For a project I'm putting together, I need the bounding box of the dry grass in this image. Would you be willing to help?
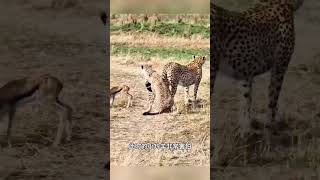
[111,14,210,26]
[111,32,209,50]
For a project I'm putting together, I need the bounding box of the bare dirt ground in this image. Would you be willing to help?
[0,0,107,179]
[213,0,320,179]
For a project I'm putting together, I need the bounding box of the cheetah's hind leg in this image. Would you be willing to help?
[238,79,253,138]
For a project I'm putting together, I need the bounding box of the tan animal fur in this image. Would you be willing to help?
[0,74,72,147]
[110,85,133,108]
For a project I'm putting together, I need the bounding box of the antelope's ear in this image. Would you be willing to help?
[141,65,144,69]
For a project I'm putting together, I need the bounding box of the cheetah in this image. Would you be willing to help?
[162,55,206,109]
[110,85,133,108]
[211,0,304,137]
[0,74,72,147]
[140,65,174,115]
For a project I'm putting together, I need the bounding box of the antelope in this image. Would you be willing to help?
[0,74,72,147]
[110,85,133,108]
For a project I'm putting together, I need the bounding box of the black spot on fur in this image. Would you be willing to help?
[145,81,152,92]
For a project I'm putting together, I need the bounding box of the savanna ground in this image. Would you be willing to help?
[212,0,320,179]
[110,14,210,166]
[0,0,107,179]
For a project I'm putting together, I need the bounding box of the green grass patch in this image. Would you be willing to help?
[111,44,210,61]
[110,22,210,39]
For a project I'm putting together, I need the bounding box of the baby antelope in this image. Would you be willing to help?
[0,74,72,147]
[110,85,133,108]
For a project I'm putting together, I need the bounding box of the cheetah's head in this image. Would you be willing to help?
[193,55,206,66]
[140,64,155,82]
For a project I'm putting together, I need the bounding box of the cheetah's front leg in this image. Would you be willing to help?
[184,87,190,105]
[169,81,178,111]
[143,91,155,115]
[268,66,287,123]
[265,64,288,146]
[191,82,200,110]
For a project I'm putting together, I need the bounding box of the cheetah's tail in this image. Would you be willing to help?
[143,107,172,115]
[142,111,161,116]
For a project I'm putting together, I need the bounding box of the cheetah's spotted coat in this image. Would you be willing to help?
[211,0,304,136]
[141,65,174,115]
[162,56,206,109]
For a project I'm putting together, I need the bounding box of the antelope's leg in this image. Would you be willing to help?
[110,95,115,108]
[7,106,16,148]
[52,103,65,147]
[64,105,73,142]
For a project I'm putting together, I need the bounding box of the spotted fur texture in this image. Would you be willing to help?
[162,56,206,108]
[211,0,304,135]
[141,65,173,115]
